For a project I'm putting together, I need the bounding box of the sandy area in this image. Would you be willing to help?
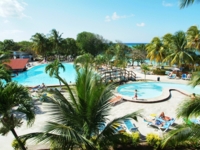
[0,64,196,150]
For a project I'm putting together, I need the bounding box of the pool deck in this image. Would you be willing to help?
[0,64,199,150]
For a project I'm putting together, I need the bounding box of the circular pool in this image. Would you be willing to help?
[117,82,200,99]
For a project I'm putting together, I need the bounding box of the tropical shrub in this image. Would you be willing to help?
[152,69,166,75]
[111,132,140,148]
[146,133,162,150]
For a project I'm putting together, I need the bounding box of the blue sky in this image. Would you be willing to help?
[0,0,199,43]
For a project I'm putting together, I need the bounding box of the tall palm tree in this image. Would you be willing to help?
[163,31,194,67]
[45,59,65,87]
[179,0,197,8]
[114,43,131,68]
[49,29,64,60]
[0,81,35,150]
[94,54,106,69]
[186,25,200,50]
[146,37,164,64]
[161,33,174,66]
[74,53,94,70]
[21,65,142,150]
[31,33,49,60]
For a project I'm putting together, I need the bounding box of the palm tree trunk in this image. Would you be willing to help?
[10,128,26,150]
[59,79,62,88]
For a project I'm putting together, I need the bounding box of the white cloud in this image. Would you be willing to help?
[0,0,26,18]
[105,12,134,22]
[136,23,145,27]
[105,16,111,22]
[3,20,9,23]
[162,1,173,7]
[112,12,120,20]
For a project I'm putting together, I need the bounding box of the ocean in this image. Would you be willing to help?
[124,43,148,47]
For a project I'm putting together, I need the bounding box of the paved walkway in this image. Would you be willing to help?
[0,65,198,150]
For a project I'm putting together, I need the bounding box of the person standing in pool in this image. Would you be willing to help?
[133,89,138,100]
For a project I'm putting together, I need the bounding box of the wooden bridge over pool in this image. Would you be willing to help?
[98,68,137,84]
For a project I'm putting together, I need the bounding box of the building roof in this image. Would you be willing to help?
[5,59,29,70]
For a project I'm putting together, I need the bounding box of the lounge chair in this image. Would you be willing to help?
[186,74,192,80]
[168,74,176,79]
[115,124,127,133]
[181,74,187,80]
[123,119,138,132]
[146,117,175,132]
[109,95,123,105]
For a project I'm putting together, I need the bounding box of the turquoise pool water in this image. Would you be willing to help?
[117,82,200,99]
[12,63,76,86]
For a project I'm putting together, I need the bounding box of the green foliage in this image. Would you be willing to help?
[111,132,140,148]
[146,133,162,150]
[152,69,166,75]
[12,139,26,150]
[76,31,108,56]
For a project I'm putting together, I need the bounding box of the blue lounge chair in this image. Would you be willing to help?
[124,119,138,132]
[181,74,187,80]
[146,117,175,132]
[98,123,106,133]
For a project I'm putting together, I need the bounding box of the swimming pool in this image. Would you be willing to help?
[117,82,200,99]
[12,63,76,86]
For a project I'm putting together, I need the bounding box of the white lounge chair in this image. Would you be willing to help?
[168,74,176,79]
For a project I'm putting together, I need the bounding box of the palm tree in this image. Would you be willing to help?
[179,0,197,8]
[0,52,12,82]
[74,53,94,70]
[186,25,200,50]
[94,54,106,69]
[146,37,164,65]
[45,59,65,87]
[31,33,49,60]
[161,33,174,66]
[141,64,150,80]
[21,65,142,150]
[188,71,200,87]
[114,42,131,68]
[0,81,35,150]
[163,31,194,67]
[49,29,64,60]
[0,66,11,82]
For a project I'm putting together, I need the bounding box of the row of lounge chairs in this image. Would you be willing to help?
[181,73,192,80]
[166,72,192,80]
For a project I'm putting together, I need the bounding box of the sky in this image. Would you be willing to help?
[0,0,200,43]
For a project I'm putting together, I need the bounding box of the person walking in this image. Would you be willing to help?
[133,89,138,100]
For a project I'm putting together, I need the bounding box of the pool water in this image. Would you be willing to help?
[117,82,200,99]
[12,63,76,86]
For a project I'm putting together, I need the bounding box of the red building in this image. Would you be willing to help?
[4,59,29,72]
